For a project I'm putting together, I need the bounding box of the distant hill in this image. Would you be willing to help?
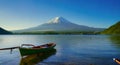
[0,27,12,34]
[14,17,105,33]
[101,21,120,34]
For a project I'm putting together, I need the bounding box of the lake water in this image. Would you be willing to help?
[0,35,120,65]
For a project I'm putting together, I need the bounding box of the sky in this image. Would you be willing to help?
[0,0,120,30]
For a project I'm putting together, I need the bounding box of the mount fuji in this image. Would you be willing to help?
[14,17,104,33]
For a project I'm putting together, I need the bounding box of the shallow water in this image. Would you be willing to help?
[0,35,120,65]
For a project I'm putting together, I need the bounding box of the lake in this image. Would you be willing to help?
[0,35,120,65]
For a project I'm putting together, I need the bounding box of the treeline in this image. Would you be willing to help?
[0,27,12,34]
[101,21,120,34]
[15,31,100,35]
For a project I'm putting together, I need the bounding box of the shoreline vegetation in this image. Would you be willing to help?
[0,27,12,34]
[1,31,120,35]
[0,21,120,35]
[101,21,120,35]
[13,31,100,35]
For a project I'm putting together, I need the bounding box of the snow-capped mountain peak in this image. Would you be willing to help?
[48,17,70,24]
[14,17,105,32]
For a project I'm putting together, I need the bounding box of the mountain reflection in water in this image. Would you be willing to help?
[19,49,56,65]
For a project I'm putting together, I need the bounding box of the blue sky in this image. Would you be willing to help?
[0,0,120,30]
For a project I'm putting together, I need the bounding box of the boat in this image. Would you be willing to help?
[19,43,56,56]
[113,58,120,64]
[20,49,56,65]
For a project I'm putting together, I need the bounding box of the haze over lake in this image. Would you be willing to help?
[0,35,120,65]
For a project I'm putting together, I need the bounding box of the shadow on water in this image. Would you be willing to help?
[110,35,120,48]
[19,49,56,65]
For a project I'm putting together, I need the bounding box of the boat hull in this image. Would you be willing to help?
[19,44,56,56]
[20,49,56,65]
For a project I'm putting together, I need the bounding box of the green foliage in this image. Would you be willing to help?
[15,31,99,35]
[0,27,12,34]
[101,21,120,34]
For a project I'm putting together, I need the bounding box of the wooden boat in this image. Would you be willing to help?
[113,58,120,64]
[20,49,56,65]
[19,43,56,56]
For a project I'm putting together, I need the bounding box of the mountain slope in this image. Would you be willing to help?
[0,27,12,34]
[101,21,120,34]
[14,17,104,33]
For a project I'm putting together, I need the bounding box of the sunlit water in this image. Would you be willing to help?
[0,35,120,65]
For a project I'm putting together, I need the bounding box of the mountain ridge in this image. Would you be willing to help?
[101,21,120,34]
[13,17,105,33]
[47,17,71,24]
[0,27,12,34]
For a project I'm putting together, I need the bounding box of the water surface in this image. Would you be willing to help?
[0,35,120,65]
